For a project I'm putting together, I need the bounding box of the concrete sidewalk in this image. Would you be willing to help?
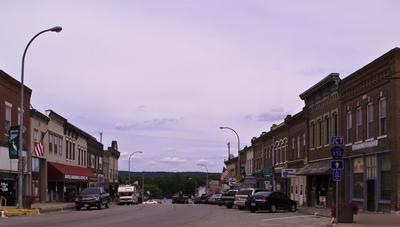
[1,202,76,217]
[297,205,400,226]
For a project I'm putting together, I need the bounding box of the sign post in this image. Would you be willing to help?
[331,136,343,225]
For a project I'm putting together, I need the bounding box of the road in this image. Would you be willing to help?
[0,204,331,227]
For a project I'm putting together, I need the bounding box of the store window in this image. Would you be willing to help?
[353,157,364,199]
[365,155,376,178]
[381,153,391,200]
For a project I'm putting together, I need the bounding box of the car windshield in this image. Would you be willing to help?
[236,190,253,195]
[81,188,100,194]
[120,192,132,196]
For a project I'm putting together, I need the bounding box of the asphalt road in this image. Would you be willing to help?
[0,203,332,227]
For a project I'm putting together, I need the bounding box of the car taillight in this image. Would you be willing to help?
[262,197,268,201]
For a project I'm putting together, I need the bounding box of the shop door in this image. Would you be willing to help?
[0,180,16,206]
[367,179,375,211]
[299,184,303,205]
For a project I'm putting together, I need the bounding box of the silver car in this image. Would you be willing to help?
[234,188,268,210]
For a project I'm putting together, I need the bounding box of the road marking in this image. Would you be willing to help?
[261,215,316,221]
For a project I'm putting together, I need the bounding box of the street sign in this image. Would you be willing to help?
[235,174,243,182]
[331,160,344,170]
[331,136,343,145]
[330,146,344,160]
[281,169,296,178]
[333,170,341,181]
[228,177,238,186]
[262,169,273,176]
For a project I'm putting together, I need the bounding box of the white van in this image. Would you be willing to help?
[117,185,138,205]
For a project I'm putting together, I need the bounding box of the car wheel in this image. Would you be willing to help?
[250,208,256,213]
[106,201,109,208]
[98,202,102,210]
[86,207,90,210]
[238,206,244,210]
[289,204,296,212]
[226,205,233,209]
[76,207,81,210]
[269,204,276,213]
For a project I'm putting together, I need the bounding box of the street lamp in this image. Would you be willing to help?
[220,127,240,176]
[18,26,62,207]
[189,178,197,196]
[128,151,142,185]
[197,164,208,193]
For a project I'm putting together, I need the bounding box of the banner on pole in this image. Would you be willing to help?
[8,126,19,159]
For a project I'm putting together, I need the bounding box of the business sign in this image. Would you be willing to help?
[331,160,344,170]
[281,169,296,178]
[228,177,238,186]
[243,177,256,185]
[8,126,19,159]
[262,169,273,177]
[333,170,341,181]
[352,140,378,151]
[330,146,344,160]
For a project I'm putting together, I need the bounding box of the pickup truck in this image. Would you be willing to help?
[75,187,110,210]
[219,190,238,208]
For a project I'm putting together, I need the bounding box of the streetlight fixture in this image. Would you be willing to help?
[128,151,142,185]
[220,127,240,176]
[18,26,62,207]
[189,177,197,196]
[197,164,208,193]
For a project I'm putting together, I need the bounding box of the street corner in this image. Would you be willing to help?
[1,208,40,217]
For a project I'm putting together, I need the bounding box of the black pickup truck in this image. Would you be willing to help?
[75,187,110,210]
[219,190,238,208]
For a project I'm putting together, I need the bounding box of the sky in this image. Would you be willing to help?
[1,0,400,173]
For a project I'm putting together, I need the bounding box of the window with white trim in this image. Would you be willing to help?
[379,98,386,136]
[367,103,373,139]
[347,111,352,143]
[5,104,11,134]
[356,107,362,141]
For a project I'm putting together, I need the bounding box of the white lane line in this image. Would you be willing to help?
[261,215,315,221]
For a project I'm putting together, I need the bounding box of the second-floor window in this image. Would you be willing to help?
[311,123,315,148]
[34,129,38,147]
[367,103,373,138]
[379,98,386,136]
[59,137,62,155]
[49,134,53,153]
[325,116,330,145]
[91,154,95,168]
[54,135,58,154]
[297,136,300,158]
[318,120,322,147]
[347,111,352,143]
[292,137,295,160]
[333,113,338,136]
[303,133,306,157]
[356,107,362,141]
[5,105,11,134]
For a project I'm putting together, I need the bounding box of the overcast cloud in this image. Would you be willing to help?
[1,0,400,173]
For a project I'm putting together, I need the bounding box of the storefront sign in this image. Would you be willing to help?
[281,169,296,178]
[243,177,256,185]
[64,174,88,181]
[352,140,378,151]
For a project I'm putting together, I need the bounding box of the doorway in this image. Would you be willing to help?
[366,179,375,211]
[299,184,303,205]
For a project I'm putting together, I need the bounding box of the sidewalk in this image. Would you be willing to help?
[297,205,400,226]
[1,202,76,217]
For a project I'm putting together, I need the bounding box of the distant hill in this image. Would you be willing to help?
[118,171,220,178]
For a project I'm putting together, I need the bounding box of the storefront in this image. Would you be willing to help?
[47,162,97,202]
[344,151,391,213]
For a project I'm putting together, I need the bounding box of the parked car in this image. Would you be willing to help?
[245,191,296,213]
[208,194,222,205]
[172,191,189,204]
[220,190,238,208]
[75,187,110,210]
[200,192,214,204]
[143,199,158,204]
[153,199,163,204]
[234,188,268,210]
[193,196,202,204]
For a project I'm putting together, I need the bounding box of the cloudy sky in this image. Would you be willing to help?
[1,1,400,173]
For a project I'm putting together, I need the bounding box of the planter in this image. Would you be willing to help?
[337,206,354,223]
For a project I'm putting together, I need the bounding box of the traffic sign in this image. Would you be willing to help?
[333,170,341,181]
[330,146,344,160]
[331,160,344,170]
[331,136,343,145]
[235,174,243,182]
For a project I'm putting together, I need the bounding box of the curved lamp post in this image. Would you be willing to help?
[197,164,208,193]
[220,127,240,176]
[18,26,62,207]
[189,177,197,196]
[128,151,142,185]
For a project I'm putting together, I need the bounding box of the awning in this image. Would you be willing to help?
[48,162,98,182]
[296,160,333,176]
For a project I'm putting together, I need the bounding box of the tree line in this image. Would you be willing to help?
[118,172,221,199]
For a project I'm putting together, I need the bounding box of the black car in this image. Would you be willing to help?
[75,187,110,210]
[244,191,296,213]
[200,192,214,204]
